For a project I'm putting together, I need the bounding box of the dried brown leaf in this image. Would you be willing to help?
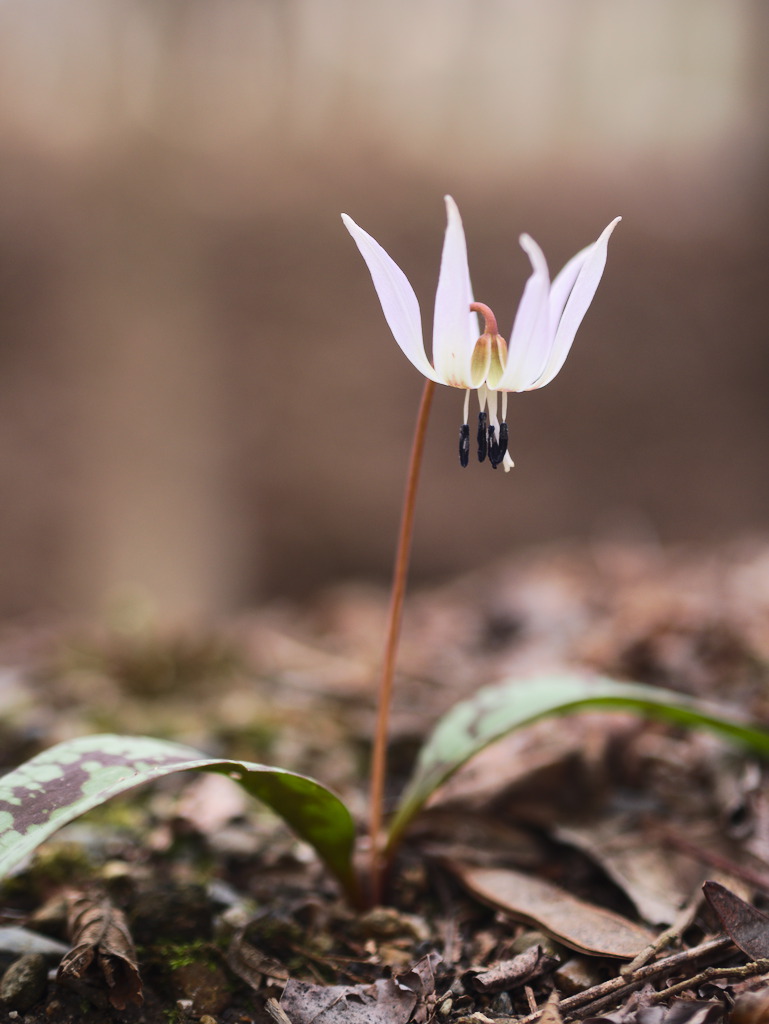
[556,817,702,926]
[703,880,769,959]
[453,864,654,959]
[56,891,142,1010]
[226,929,289,990]
[585,991,724,1024]
[467,945,560,994]
[648,1000,724,1024]
[280,976,416,1024]
[397,952,442,1024]
[731,987,769,1024]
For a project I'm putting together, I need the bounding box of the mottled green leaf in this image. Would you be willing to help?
[387,674,769,851]
[0,734,358,901]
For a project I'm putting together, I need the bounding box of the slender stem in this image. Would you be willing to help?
[368,378,436,904]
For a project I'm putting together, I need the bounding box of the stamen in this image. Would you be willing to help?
[488,423,499,469]
[459,423,470,467]
[498,422,509,460]
[477,411,488,462]
[489,422,509,469]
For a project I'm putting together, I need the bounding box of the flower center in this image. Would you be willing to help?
[458,303,510,469]
[470,302,507,389]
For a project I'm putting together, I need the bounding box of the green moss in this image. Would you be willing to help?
[157,938,215,970]
[169,949,197,969]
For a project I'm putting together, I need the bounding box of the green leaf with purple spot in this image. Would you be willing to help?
[386,674,769,852]
[0,734,358,901]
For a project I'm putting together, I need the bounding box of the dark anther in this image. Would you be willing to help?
[459,423,470,467]
[489,421,509,469]
[488,424,499,469]
[498,422,509,459]
[477,411,488,462]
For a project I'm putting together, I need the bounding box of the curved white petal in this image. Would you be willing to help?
[342,213,441,382]
[432,196,480,388]
[548,247,590,331]
[529,216,621,389]
[495,233,551,391]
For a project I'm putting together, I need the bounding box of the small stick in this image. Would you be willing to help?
[513,936,734,1024]
[647,959,769,1003]
[622,893,702,974]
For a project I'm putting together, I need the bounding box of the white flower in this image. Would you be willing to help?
[342,196,620,471]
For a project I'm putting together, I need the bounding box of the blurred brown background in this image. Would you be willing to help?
[0,0,767,621]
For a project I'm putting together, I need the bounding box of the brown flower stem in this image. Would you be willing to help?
[368,378,436,905]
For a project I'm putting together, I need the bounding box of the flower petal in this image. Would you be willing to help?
[432,196,480,388]
[495,233,551,391]
[342,213,441,382]
[529,216,621,389]
[547,247,590,331]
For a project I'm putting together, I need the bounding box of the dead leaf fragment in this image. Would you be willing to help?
[466,945,560,993]
[453,864,654,959]
[556,817,699,926]
[703,880,769,959]
[57,891,142,1009]
[584,997,724,1024]
[226,929,289,990]
[732,988,769,1024]
[653,999,725,1024]
[395,952,442,1024]
[280,976,416,1024]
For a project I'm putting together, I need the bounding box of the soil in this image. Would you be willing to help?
[1,539,769,1024]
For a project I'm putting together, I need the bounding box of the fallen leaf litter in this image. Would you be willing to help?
[0,542,769,1021]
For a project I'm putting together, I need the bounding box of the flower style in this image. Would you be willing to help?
[342,197,620,471]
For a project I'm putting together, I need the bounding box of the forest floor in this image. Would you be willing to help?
[2,538,769,1024]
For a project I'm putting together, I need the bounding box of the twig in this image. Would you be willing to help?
[514,937,734,1024]
[622,893,702,974]
[648,958,769,1002]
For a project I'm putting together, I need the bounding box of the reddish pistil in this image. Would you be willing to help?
[470,301,499,337]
